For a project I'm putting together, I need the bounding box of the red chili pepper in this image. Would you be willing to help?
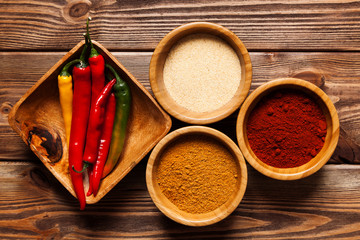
[68,37,91,210]
[84,79,115,197]
[83,17,106,196]
[86,17,106,109]
[83,79,116,167]
[86,169,94,197]
[91,92,116,196]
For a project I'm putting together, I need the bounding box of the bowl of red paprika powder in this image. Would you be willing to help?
[236,78,339,180]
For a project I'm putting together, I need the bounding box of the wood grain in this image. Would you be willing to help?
[1,1,359,238]
[0,161,360,239]
[0,0,359,51]
[1,51,359,162]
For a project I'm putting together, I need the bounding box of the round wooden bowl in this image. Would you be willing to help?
[149,22,252,124]
[236,78,340,180]
[146,126,248,226]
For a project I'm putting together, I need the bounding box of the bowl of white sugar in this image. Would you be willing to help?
[149,22,252,124]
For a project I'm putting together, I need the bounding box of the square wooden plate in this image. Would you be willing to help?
[8,40,172,204]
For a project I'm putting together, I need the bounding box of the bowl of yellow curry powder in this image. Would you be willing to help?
[146,126,248,226]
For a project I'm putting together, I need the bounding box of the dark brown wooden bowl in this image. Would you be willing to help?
[8,40,172,204]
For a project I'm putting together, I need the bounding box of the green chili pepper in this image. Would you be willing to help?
[102,64,131,178]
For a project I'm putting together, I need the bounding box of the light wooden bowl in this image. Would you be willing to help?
[236,78,339,180]
[8,40,172,204]
[146,126,248,226]
[149,22,252,124]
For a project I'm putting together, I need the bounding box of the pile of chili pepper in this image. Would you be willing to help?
[58,17,131,210]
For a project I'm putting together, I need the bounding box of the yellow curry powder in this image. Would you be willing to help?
[156,135,239,214]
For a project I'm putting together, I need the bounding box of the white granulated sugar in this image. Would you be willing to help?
[163,33,241,113]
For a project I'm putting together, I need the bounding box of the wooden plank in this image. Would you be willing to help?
[1,51,359,162]
[0,161,359,238]
[0,0,359,51]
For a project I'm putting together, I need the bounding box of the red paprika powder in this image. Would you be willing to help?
[246,89,327,168]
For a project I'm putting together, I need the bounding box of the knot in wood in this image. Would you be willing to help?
[0,101,12,118]
[27,126,63,164]
[63,0,91,23]
[69,2,90,18]
[292,69,326,88]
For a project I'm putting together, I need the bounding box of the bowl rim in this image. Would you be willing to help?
[146,125,248,226]
[236,77,340,180]
[149,21,252,124]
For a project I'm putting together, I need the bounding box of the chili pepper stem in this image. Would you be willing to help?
[72,162,90,174]
[60,59,81,77]
[77,33,89,67]
[86,17,99,58]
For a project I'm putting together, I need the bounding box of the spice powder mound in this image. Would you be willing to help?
[156,135,239,214]
[163,33,241,113]
[246,89,327,168]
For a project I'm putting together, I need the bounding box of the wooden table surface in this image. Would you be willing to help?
[1,0,360,239]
